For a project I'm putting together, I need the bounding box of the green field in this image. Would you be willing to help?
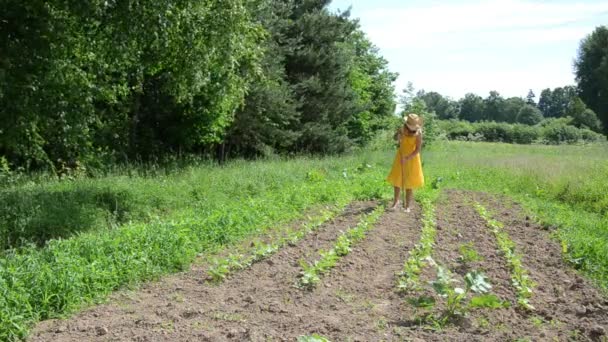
[1,141,608,339]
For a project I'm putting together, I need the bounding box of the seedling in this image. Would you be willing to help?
[298,335,331,342]
[430,265,494,323]
[458,242,483,264]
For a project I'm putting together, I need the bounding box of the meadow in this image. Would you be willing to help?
[2,141,608,340]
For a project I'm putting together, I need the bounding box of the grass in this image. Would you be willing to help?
[0,152,390,340]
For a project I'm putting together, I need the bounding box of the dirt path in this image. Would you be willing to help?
[29,191,608,341]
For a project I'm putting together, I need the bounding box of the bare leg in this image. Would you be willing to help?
[390,186,401,209]
[404,189,413,212]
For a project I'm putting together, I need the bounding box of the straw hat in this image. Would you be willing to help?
[404,113,423,132]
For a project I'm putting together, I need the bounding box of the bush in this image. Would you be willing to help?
[474,122,514,143]
[438,120,474,140]
[436,119,606,145]
[542,122,582,144]
[512,124,540,144]
[517,105,544,125]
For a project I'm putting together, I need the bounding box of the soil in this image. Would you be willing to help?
[29,191,608,342]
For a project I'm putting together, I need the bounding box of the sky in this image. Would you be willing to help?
[329,0,608,100]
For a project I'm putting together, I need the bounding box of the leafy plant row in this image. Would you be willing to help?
[206,204,347,283]
[475,203,536,310]
[397,198,437,293]
[298,206,385,289]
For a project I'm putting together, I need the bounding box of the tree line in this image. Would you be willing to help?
[0,0,397,172]
[413,25,608,137]
[414,86,602,133]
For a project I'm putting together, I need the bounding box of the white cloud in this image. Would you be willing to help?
[338,0,608,98]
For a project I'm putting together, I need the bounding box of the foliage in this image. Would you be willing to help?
[417,91,459,120]
[458,242,484,264]
[430,265,493,322]
[459,93,485,122]
[566,98,603,132]
[0,0,263,169]
[298,334,332,342]
[0,0,398,169]
[517,105,543,126]
[537,86,577,118]
[436,119,605,145]
[400,85,440,147]
[575,26,608,133]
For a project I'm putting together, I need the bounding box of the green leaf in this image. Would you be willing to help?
[407,296,436,309]
[465,271,492,294]
[469,294,509,309]
[298,334,332,342]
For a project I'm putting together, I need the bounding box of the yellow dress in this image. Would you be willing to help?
[386,133,424,189]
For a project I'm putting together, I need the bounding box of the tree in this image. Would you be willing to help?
[223,0,300,159]
[400,88,438,147]
[483,91,506,122]
[575,26,608,133]
[0,0,263,169]
[345,30,398,146]
[503,97,527,123]
[417,91,459,120]
[284,3,362,153]
[517,105,543,125]
[537,88,552,117]
[566,97,603,132]
[459,93,485,122]
[537,86,577,118]
[526,90,536,106]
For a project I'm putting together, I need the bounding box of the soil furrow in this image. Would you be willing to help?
[30,201,378,341]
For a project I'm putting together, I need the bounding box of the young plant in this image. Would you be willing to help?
[299,260,321,289]
[458,242,484,264]
[298,334,331,342]
[430,265,493,323]
[397,198,437,293]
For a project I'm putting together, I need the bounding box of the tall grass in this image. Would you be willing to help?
[0,152,390,340]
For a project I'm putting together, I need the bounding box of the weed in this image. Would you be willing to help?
[476,316,490,329]
[530,316,545,328]
[458,242,484,264]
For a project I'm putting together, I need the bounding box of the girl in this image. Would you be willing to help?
[386,113,425,212]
